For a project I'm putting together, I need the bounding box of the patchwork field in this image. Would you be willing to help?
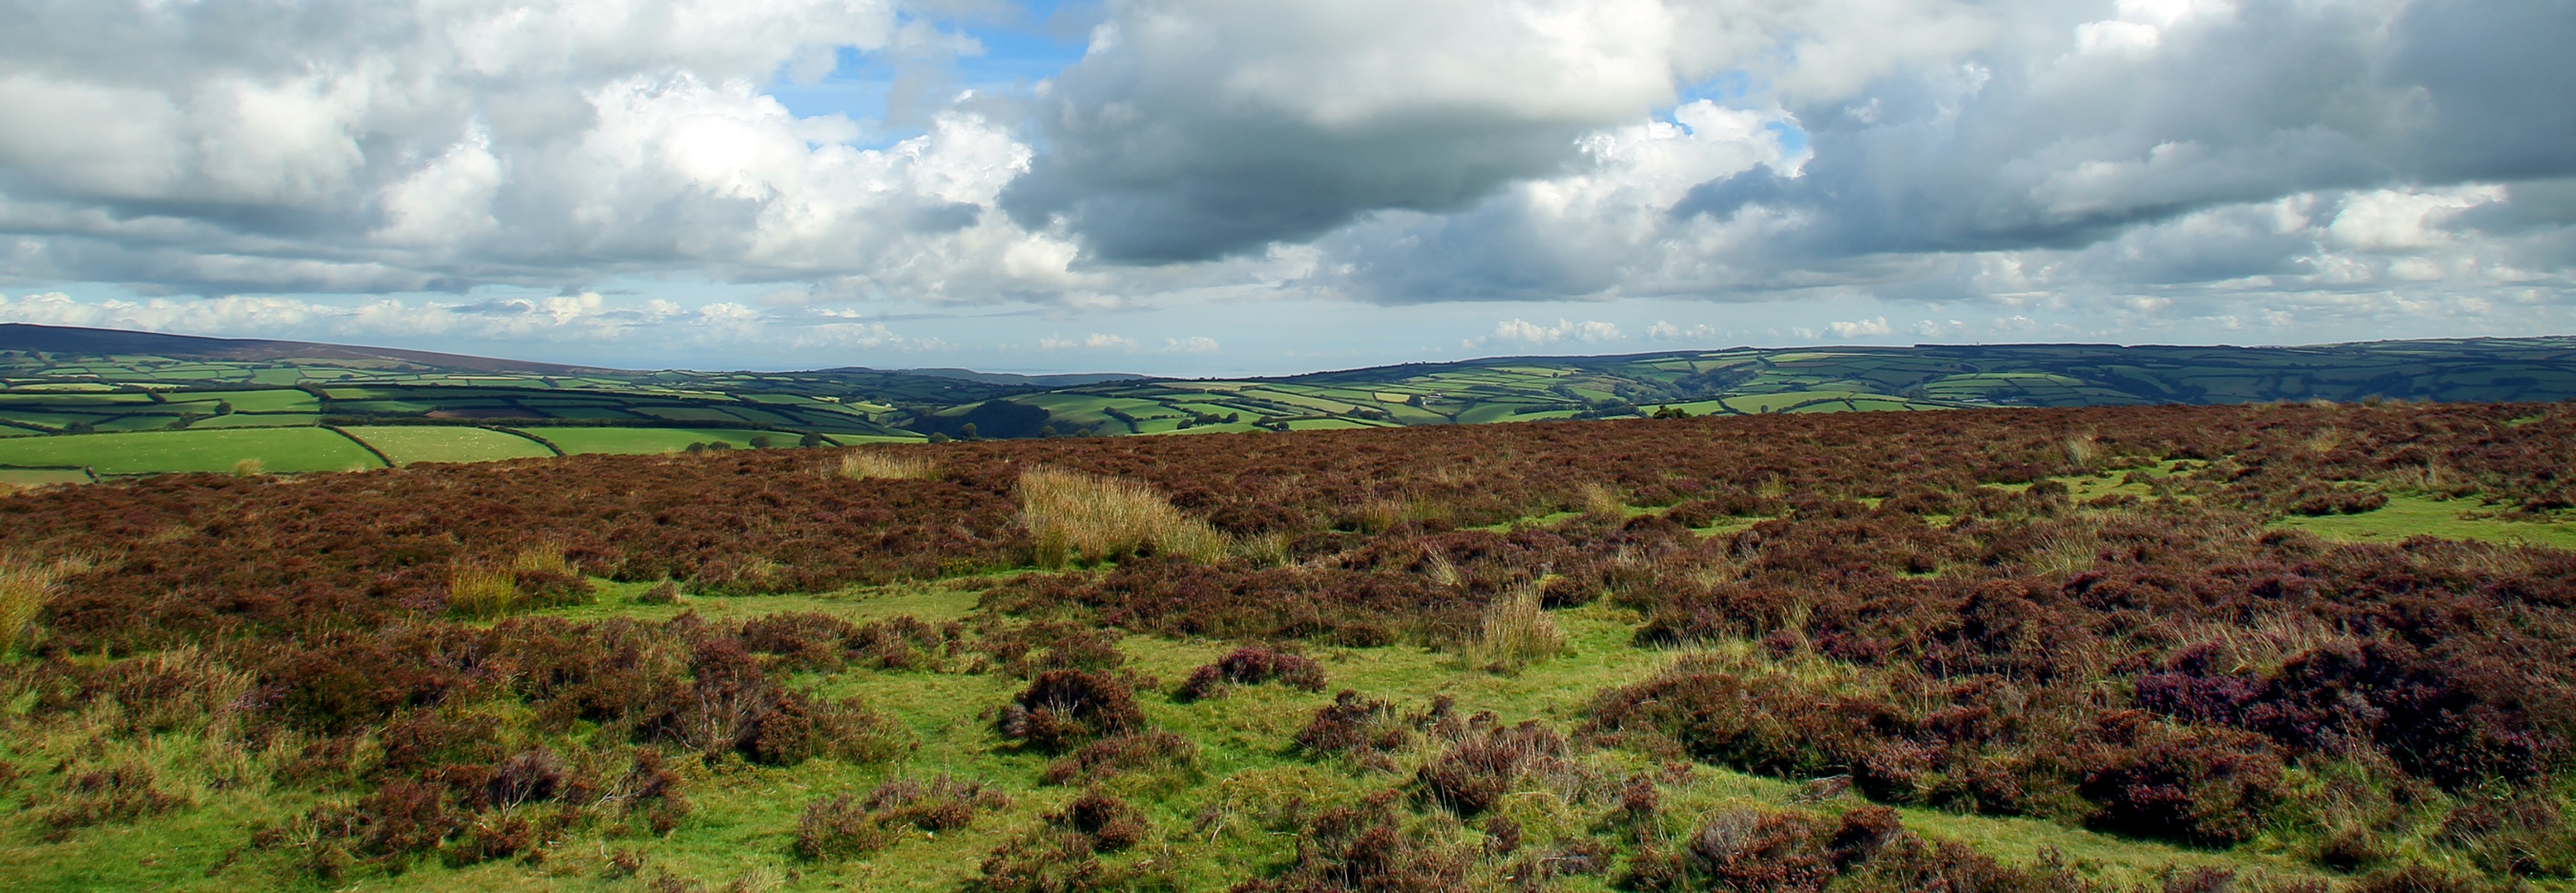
[337,426,558,467]
[2,401,2571,891]
[0,426,384,474]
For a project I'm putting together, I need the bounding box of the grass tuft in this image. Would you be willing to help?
[1461,584,1565,674]
[0,553,56,654]
[230,457,264,478]
[446,565,521,619]
[840,450,939,481]
[1018,467,1229,568]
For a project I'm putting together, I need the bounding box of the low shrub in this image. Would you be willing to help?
[1176,646,1326,700]
[1042,730,1199,785]
[998,670,1146,753]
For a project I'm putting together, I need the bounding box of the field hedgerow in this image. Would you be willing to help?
[1017,466,1228,567]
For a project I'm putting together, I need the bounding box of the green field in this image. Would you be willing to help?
[0,427,384,475]
[339,426,557,466]
[535,426,849,455]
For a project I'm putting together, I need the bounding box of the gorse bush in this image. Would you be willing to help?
[839,449,938,481]
[1018,466,1229,567]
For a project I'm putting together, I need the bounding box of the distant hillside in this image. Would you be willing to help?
[0,322,617,375]
[909,337,2576,438]
[7,322,2576,476]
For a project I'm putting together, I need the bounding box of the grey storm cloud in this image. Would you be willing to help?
[1001,0,1689,263]
[1670,0,2576,258]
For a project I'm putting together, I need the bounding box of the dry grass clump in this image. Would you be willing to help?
[231,458,265,478]
[1462,585,1564,675]
[1018,467,1228,568]
[448,542,588,618]
[0,553,58,654]
[1580,483,1627,517]
[2064,433,2099,469]
[839,450,939,481]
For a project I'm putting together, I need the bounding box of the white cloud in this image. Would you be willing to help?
[1827,316,1893,338]
[1161,336,1219,354]
[1039,332,1137,351]
[1485,317,1625,346]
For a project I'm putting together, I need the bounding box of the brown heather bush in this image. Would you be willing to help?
[1019,466,1229,567]
[1176,645,1327,700]
[1042,730,1200,786]
[840,449,938,481]
[997,669,1147,753]
[795,775,1011,862]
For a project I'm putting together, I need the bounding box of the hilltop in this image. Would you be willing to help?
[2,322,2574,478]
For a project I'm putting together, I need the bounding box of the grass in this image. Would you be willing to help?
[2274,493,2576,550]
[0,427,384,475]
[839,449,938,480]
[0,576,2405,892]
[530,426,806,455]
[0,553,53,654]
[1459,584,1567,674]
[339,426,555,466]
[1017,466,1231,568]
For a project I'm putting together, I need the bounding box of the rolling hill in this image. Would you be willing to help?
[3,322,2574,476]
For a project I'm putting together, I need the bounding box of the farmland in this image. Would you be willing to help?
[2,400,2573,891]
[6,322,2576,477]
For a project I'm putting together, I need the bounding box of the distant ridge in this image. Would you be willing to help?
[829,366,1151,387]
[0,322,620,376]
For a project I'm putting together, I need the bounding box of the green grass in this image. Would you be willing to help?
[0,427,384,474]
[2274,494,2576,550]
[340,426,557,466]
[533,426,815,455]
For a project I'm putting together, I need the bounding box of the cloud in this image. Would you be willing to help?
[1000,0,1689,263]
[0,289,945,356]
[1482,318,1624,346]
[1161,336,1219,354]
[1826,316,1893,338]
[1039,332,1136,350]
[0,0,2567,364]
[0,0,1096,301]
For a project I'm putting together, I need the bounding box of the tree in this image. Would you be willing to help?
[799,433,828,447]
[748,434,774,448]
[927,432,951,444]
[959,422,979,440]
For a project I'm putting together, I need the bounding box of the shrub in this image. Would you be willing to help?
[1042,731,1200,785]
[1415,720,1574,817]
[794,794,893,861]
[998,670,1146,753]
[1019,467,1230,567]
[841,450,938,481]
[1296,691,1411,766]
[39,759,189,836]
[1176,646,1326,700]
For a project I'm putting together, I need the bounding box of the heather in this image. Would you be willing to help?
[0,401,2571,890]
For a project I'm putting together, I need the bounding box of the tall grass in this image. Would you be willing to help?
[1461,585,1564,675]
[2064,433,2099,469]
[1018,467,1229,568]
[840,450,939,481]
[1580,483,1627,517]
[0,553,56,654]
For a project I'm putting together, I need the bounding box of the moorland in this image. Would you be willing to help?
[5,322,2576,481]
[3,397,2575,891]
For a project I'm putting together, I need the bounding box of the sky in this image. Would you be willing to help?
[0,0,2569,375]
